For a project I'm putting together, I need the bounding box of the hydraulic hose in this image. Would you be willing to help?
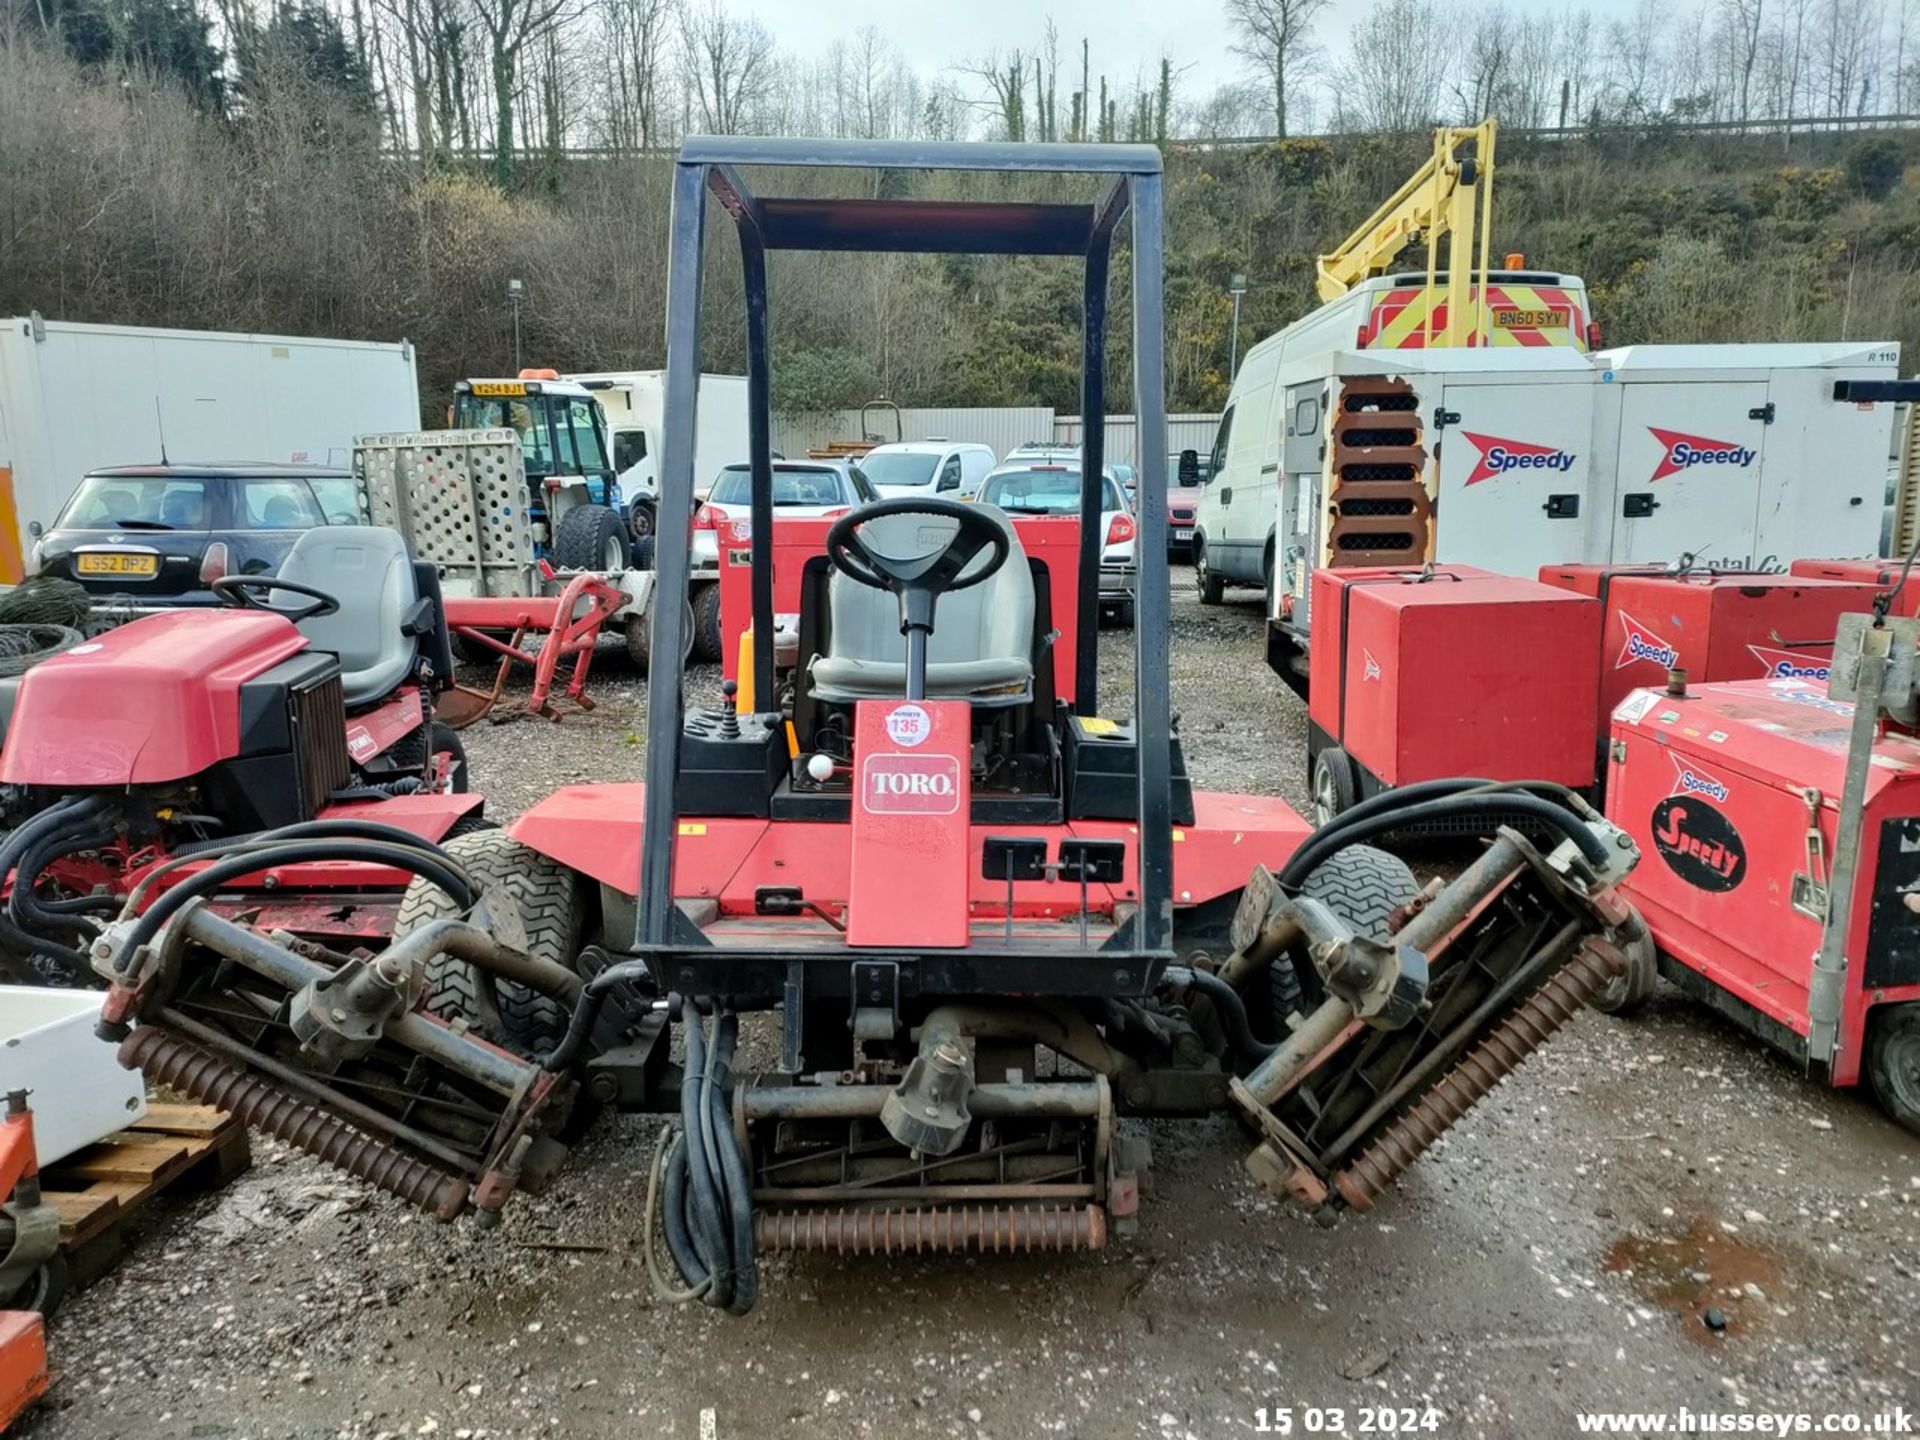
[10,823,118,938]
[1164,965,1275,1065]
[118,839,476,962]
[653,1009,758,1314]
[1281,793,1610,895]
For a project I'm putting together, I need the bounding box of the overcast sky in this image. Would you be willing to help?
[755,0,1646,104]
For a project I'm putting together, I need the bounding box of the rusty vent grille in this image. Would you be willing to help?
[292,670,350,817]
[1327,376,1432,570]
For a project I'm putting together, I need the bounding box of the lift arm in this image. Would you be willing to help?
[1314,119,1497,350]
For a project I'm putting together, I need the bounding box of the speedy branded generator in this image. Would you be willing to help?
[1605,651,1920,1132]
[1537,567,1881,730]
[1305,564,1602,821]
[1790,557,1920,618]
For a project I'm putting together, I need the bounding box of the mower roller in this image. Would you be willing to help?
[72,138,1646,1315]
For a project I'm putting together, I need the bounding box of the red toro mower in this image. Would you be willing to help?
[87,139,1646,1313]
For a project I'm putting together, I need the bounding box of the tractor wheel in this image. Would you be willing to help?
[1310,745,1360,826]
[552,503,629,573]
[1866,1003,1920,1135]
[1589,920,1659,1017]
[1194,539,1225,605]
[631,535,656,571]
[692,582,724,663]
[396,829,589,1057]
[1261,844,1420,1030]
[451,630,505,667]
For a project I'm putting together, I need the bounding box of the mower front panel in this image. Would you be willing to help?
[848,698,972,947]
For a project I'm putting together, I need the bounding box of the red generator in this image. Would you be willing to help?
[1605,674,1920,1132]
[1306,564,1602,822]
[1537,566,1881,733]
[1790,557,1920,618]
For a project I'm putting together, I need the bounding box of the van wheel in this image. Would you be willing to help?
[1262,547,1276,619]
[1195,540,1225,605]
[1866,1003,1920,1135]
[629,499,655,540]
[1310,745,1360,826]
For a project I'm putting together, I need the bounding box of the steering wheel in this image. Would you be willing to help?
[827,497,1010,600]
[825,498,1012,701]
[211,574,341,623]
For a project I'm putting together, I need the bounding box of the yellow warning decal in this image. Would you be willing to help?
[1080,717,1120,735]
[678,822,707,836]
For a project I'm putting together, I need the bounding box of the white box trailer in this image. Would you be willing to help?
[0,313,420,580]
[566,370,749,536]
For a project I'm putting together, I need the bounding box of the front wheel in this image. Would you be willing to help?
[1866,1003,1920,1135]
[1195,539,1225,606]
[629,498,655,541]
[1310,745,1359,826]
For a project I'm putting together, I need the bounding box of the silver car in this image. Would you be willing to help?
[974,462,1137,627]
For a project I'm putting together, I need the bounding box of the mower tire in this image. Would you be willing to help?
[1589,921,1658,1017]
[1310,745,1360,826]
[387,720,469,794]
[451,630,505,667]
[552,503,629,573]
[3,1251,67,1318]
[1264,843,1420,1027]
[396,828,589,1057]
[1866,1003,1920,1135]
[692,582,724,662]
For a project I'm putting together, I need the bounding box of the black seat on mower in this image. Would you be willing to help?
[809,506,1035,704]
[275,526,423,707]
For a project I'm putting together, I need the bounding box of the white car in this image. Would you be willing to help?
[974,462,1137,626]
[858,441,997,500]
[693,459,879,572]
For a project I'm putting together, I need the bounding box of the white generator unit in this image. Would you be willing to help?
[1191,339,1912,685]
[0,313,420,583]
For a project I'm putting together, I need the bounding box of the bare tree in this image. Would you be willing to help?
[605,0,671,149]
[1331,0,1451,132]
[1719,0,1766,120]
[678,0,774,135]
[1224,0,1329,137]
[468,0,577,182]
[957,49,1027,139]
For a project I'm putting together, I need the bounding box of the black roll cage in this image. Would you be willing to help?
[636,135,1174,981]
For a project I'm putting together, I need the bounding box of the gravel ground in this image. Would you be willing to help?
[20,569,1920,1440]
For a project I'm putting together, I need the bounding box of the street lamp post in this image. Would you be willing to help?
[507,278,525,371]
[1228,272,1247,376]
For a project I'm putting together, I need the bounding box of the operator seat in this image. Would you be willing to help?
[809,506,1036,704]
[274,525,423,707]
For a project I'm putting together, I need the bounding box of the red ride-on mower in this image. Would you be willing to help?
[0,527,485,985]
[85,139,1646,1312]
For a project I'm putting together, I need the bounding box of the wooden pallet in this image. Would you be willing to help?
[37,1103,252,1287]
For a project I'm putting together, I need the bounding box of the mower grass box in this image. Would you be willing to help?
[1606,678,1920,1097]
[1536,568,1881,731]
[1306,565,1602,805]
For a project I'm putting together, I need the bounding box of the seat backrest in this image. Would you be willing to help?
[825,508,1034,669]
[276,525,418,679]
[161,490,205,528]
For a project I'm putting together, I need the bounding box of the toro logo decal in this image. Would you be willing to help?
[1461,432,1577,485]
[346,725,379,762]
[1651,796,1746,890]
[1648,427,1757,481]
[862,753,961,815]
[1615,611,1681,671]
[1668,751,1732,802]
[1746,644,1831,682]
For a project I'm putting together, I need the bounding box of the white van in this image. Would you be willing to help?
[567,371,749,538]
[859,440,997,499]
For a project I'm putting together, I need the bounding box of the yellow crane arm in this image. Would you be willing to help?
[1314,119,1497,349]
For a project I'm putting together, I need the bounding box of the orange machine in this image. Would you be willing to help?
[0,1092,56,1429]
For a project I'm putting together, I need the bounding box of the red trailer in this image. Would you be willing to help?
[1536,567,1881,731]
[1306,564,1603,821]
[1789,557,1920,618]
[1605,665,1920,1132]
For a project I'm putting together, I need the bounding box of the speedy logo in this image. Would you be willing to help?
[1648,427,1757,480]
[1747,643,1831,681]
[1615,611,1680,671]
[1669,751,1731,802]
[1362,648,1382,682]
[1461,431,1577,485]
[862,753,961,815]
